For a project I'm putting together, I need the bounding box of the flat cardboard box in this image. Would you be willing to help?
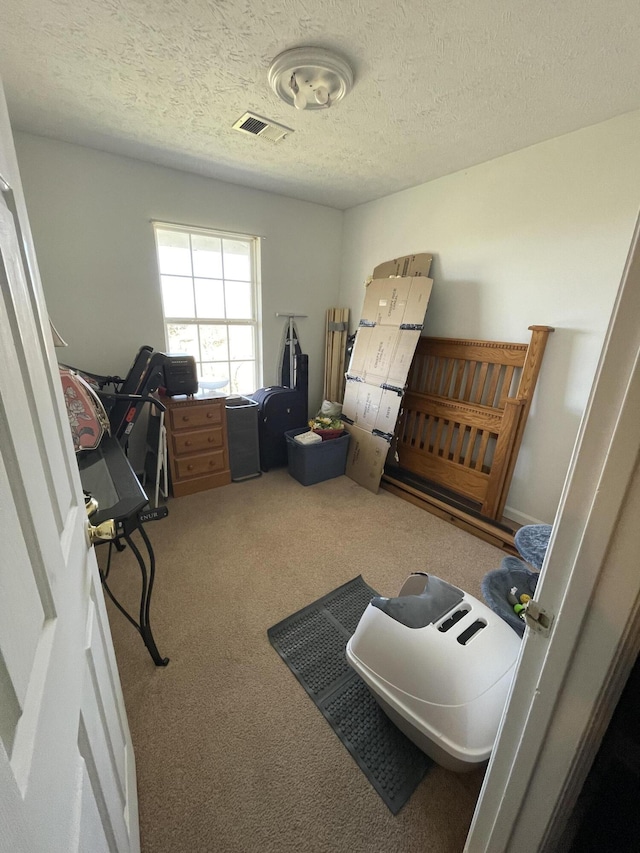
[344,424,391,493]
[345,256,433,493]
[372,253,433,279]
[342,380,403,437]
[346,326,421,390]
[360,276,433,329]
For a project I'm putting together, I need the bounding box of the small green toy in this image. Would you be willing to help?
[507,586,527,620]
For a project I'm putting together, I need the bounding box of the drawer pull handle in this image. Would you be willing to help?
[182,415,190,422]
[187,464,194,471]
[208,437,214,443]
[209,461,216,467]
[185,440,192,447]
[206,412,213,418]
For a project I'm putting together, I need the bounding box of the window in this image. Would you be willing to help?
[153,223,261,395]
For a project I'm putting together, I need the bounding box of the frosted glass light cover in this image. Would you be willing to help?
[268,47,353,111]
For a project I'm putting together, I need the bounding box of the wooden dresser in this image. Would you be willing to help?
[161,392,231,497]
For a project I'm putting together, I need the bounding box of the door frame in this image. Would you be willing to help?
[466,209,640,851]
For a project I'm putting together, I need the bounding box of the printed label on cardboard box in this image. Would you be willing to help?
[344,424,391,493]
[385,329,421,388]
[347,326,421,390]
[360,276,433,328]
[342,380,402,437]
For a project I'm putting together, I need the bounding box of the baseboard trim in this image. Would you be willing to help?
[502,505,547,527]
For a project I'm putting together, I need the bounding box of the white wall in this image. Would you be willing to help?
[13,134,343,416]
[14,114,640,523]
[339,111,640,524]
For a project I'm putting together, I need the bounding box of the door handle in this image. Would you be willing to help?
[87,518,117,545]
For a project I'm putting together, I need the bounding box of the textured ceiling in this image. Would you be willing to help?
[1,0,639,209]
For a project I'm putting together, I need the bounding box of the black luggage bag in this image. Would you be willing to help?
[251,353,308,471]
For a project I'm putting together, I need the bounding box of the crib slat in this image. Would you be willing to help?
[441,359,455,397]
[476,430,492,471]
[473,362,490,404]
[463,361,478,400]
[451,359,465,399]
[442,419,456,460]
[433,417,446,456]
[432,357,446,395]
[499,365,516,407]
[463,426,478,467]
[485,363,501,408]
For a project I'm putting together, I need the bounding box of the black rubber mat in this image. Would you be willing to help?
[267,575,432,813]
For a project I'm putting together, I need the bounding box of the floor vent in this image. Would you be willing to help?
[232,112,293,143]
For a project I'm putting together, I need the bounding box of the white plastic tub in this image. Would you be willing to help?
[346,573,521,772]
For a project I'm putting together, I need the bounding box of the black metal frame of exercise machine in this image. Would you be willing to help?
[72,346,172,666]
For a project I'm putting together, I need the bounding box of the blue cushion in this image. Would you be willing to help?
[514,524,552,570]
[481,556,539,637]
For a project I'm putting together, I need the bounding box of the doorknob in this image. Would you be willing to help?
[87,518,117,545]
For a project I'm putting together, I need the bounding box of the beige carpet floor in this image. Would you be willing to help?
[102,469,509,853]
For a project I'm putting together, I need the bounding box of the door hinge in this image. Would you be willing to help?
[524,599,554,637]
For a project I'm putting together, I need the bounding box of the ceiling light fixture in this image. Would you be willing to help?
[268,47,354,111]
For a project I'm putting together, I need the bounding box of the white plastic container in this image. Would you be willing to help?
[293,429,322,446]
[346,574,521,772]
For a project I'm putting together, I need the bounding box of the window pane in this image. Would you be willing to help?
[195,278,224,318]
[156,226,259,392]
[157,230,192,276]
[192,235,222,278]
[200,362,230,390]
[223,240,251,281]
[229,361,256,395]
[228,325,254,361]
[200,324,228,361]
[161,276,195,318]
[225,280,253,319]
[167,324,199,360]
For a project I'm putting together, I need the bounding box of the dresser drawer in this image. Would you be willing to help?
[171,427,223,457]
[169,402,223,432]
[174,449,227,480]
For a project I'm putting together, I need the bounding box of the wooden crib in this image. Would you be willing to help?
[382,325,554,550]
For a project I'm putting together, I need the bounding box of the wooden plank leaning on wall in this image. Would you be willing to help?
[323,307,350,404]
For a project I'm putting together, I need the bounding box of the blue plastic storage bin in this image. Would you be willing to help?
[284,428,350,486]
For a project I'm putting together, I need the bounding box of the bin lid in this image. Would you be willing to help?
[225,395,258,408]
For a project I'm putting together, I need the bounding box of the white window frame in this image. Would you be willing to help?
[152,221,262,395]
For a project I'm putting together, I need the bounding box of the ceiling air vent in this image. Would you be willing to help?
[232,112,293,143]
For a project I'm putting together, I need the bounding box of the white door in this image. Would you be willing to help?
[0,86,139,853]
[465,212,640,851]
